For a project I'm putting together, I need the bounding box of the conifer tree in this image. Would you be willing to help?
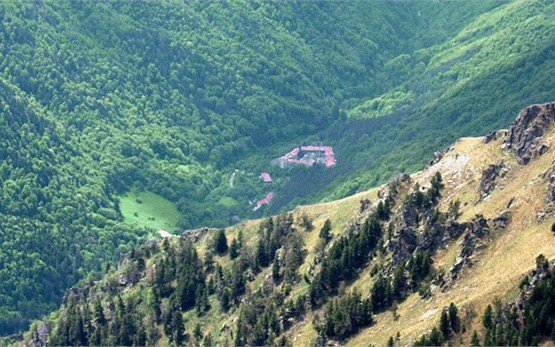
[256,240,269,268]
[471,330,481,346]
[440,308,451,339]
[392,265,406,300]
[229,238,240,259]
[319,219,332,243]
[371,275,393,312]
[214,229,228,254]
[448,303,460,333]
[93,298,106,326]
[483,305,494,330]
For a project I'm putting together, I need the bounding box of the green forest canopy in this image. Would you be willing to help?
[0,0,553,335]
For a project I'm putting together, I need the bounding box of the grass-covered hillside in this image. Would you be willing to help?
[0,0,552,335]
[26,103,555,346]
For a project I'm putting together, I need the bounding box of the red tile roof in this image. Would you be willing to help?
[274,145,336,167]
[257,192,274,206]
[260,172,273,182]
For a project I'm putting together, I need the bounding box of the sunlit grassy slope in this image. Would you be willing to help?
[292,128,555,346]
[196,125,555,346]
[119,190,180,232]
[31,118,555,346]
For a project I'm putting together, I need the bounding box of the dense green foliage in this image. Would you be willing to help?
[310,214,383,304]
[315,291,373,341]
[274,0,555,209]
[1,0,553,335]
[31,213,310,346]
[0,0,469,333]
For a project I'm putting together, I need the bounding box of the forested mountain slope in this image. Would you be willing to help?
[0,0,552,335]
[25,103,555,346]
[273,0,555,209]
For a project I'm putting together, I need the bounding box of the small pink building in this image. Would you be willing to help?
[254,192,274,211]
[260,172,273,183]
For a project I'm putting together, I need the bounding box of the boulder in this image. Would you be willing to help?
[390,227,418,264]
[429,147,452,165]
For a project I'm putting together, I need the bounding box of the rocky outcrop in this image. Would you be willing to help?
[416,221,467,253]
[543,163,555,204]
[537,163,555,221]
[483,130,499,144]
[429,147,452,165]
[28,321,50,347]
[478,160,509,200]
[446,215,491,284]
[378,173,411,200]
[505,102,555,164]
[390,227,419,265]
[492,210,511,230]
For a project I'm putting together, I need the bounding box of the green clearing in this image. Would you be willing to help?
[119,190,180,231]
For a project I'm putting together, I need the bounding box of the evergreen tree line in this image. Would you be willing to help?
[315,290,373,340]
[308,174,444,342]
[37,213,309,346]
[310,213,385,304]
[412,303,461,346]
[478,255,555,346]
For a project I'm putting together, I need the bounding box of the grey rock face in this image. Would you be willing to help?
[505,102,555,165]
[447,215,491,283]
[483,131,498,144]
[478,160,509,200]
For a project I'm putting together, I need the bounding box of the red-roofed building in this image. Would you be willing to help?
[260,172,273,183]
[272,145,336,168]
[253,192,274,211]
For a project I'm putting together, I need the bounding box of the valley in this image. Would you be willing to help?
[0,0,553,340]
[26,103,555,346]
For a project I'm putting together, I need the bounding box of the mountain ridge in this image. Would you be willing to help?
[24,102,555,346]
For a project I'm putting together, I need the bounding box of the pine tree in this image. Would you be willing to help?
[440,308,451,339]
[229,238,240,259]
[256,240,269,268]
[471,330,481,346]
[134,319,147,347]
[214,229,228,254]
[220,288,231,311]
[429,327,444,346]
[377,200,390,220]
[300,213,314,231]
[392,265,406,300]
[93,298,106,326]
[172,310,185,346]
[204,249,214,272]
[272,257,280,282]
[448,303,460,333]
[202,332,213,347]
[319,219,332,243]
[371,275,393,312]
[483,304,494,330]
[427,171,444,204]
[387,336,395,347]
[193,322,202,342]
